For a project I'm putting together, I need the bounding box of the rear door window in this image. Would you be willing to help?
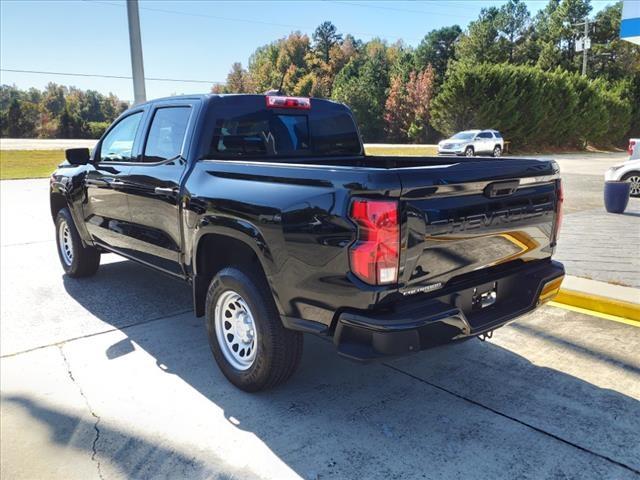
[143,107,192,162]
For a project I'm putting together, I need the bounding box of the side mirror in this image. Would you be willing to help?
[65,148,91,165]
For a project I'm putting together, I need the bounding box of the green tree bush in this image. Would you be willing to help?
[0,83,127,138]
[332,42,390,141]
[87,121,111,139]
[431,63,632,148]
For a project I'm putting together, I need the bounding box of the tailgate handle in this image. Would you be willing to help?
[484,180,519,198]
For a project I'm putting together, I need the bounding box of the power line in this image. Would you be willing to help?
[324,1,477,17]
[83,0,422,43]
[0,68,224,84]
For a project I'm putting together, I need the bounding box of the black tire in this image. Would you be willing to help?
[55,208,100,277]
[492,145,502,157]
[621,172,640,197]
[205,266,303,392]
[465,146,474,157]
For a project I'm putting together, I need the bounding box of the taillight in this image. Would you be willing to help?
[349,199,399,285]
[629,140,636,156]
[553,179,563,243]
[265,95,311,110]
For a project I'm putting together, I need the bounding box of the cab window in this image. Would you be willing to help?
[204,96,361,159]
[99,112,143,162]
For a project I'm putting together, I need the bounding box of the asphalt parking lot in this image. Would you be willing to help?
[1,154,639,479]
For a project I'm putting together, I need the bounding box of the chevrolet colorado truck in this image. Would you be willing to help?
[50,94,565,392]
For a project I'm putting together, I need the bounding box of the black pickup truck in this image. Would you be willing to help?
[50,94,565,391]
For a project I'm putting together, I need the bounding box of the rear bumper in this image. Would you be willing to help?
[333,260,565,362]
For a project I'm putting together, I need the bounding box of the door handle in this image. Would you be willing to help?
[86,178,126,188]
[154,187,178,195]
[86,178,110,187]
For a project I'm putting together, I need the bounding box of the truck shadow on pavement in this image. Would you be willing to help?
[2,395,237,479]
[57,258,640,479]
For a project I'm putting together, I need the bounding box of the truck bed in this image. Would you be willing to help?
[187,154,560,329]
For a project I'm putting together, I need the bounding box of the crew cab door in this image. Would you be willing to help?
[118,101,197,276]
[83,109,145,250]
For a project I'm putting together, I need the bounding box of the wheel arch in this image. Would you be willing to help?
[621,170,640,179]
[50,187,94,247]
[50,192,68,222]
[192,231,278,318]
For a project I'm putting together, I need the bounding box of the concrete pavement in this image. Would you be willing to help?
[1,171,640,479]
[541,151,631,214]
[3,308,639,479]
[555,206,640,288]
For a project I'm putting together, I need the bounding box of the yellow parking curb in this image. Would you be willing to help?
[548,301,640,327]
[554,288,640,322]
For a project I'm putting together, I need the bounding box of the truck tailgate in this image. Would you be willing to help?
[395,158,560,290]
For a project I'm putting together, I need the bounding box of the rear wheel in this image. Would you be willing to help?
[55,208,100,277]
[622,172,640,197]
[465,146,474,157]
[205,265,303,392]
[492,145,502,157]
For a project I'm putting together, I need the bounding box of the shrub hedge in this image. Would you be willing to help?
[430,63,636,149]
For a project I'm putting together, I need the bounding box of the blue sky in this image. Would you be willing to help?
[1,0,613,101]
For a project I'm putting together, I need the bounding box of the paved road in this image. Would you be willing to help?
[537,152,632,214]
[1,178,639,479]
[534,151,640,286]
[0,138,98,150]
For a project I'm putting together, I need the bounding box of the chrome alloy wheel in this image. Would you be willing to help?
[628,175,640,196]
[58,220,74,266]
[214,290,258,370]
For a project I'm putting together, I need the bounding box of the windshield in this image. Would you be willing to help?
[451,132,476,140]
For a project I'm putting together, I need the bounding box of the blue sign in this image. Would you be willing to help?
[621,0,640,44]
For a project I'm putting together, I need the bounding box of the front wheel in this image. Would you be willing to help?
[465,146,474,157]
[55,208,100,277]
[205,266,303,392]
[622,172,640,197]
[493,145,502,157]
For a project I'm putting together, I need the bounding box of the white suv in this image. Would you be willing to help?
[438,130,504,157]
[604,138,640,197]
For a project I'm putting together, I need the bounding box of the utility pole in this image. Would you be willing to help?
[126,0,147,104]
[582,17,589,76]
[573,17,591,76]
